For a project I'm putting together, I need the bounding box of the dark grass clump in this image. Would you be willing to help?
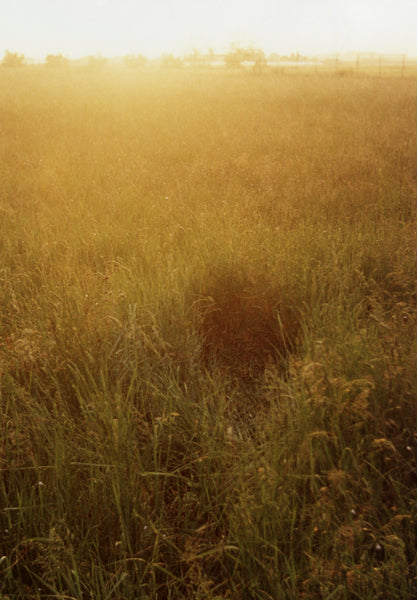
[193,262,300,379]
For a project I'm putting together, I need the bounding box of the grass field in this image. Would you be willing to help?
[1,66,417,599]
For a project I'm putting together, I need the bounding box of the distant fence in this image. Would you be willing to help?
[263,54,415,77]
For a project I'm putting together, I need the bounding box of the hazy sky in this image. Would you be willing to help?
[1,0,416,59]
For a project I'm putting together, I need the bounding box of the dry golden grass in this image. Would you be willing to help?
[1,65,417,599]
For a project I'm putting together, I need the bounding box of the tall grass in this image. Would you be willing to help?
[1,66,417,598]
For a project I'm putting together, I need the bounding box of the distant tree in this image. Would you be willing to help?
[253,51,267,75]
[161,53,183,69]
[268,52,281,63]
[185,49,203,67]
[281,53,307,63]
[86,55,107,69]
[225,47,244,68]
[2,50,25,67]
[225,47,266,69]
[45,53,69,68]
[123,53,147,68]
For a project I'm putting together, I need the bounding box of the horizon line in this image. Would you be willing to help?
[1,47,414,62]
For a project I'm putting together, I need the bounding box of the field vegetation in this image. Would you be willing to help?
[1,66,417,598]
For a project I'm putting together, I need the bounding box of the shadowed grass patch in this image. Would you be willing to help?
[193,262,301,379]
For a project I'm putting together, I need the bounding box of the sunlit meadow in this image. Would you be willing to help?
[1,65,417,599]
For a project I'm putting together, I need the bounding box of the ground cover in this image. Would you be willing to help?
[1,66,417,598]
